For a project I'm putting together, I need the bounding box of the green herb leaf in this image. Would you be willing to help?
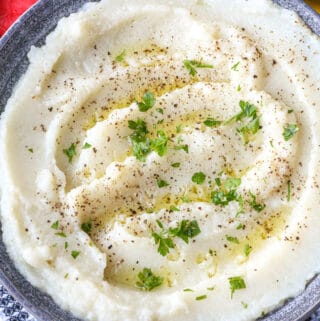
[136,268,163,291]
[169,205,180,212]
[225,235,240,244]
[171,162,181,168]
[157,179,169,188]
[283,124,299,141]
[224,178,241,190]
[63,143,76,163]
[231,61,240,71]
[151,131,168,157]
[82,142,92,149]
[156,108,164,114]
[241,302,249,309]
[204,118,222,128]
[183,288,194,292]
[81,221,92,234]
[169,220,201,244]
[151,231,174,256]
[287,180,291,202]
[228,276,246,298]
[249,192,266,212]
[244,244,252,257]
[64,242,69,249]
[55,232,67,238]
[51,221,59,230]
[115,49,126,62]
[195,295,207,301]
[192,172,206,185]
[237,85,241,92]
[174,144,189,153]
[184,60,214,76]
[137,91,156,112]
[176,124,182,133]
[211,189,238,206]
[236,223,244,230]
[28,148,33,153]
[71,250,81,259]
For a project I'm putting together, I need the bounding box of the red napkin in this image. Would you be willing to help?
[0,0,38,36]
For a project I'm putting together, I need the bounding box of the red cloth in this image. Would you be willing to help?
[0,0,38,36]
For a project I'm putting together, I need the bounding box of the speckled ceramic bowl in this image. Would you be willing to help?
[0,1,319,320]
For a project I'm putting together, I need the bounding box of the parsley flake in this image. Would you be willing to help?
[204,118,222,128]
[156,108,164,114]
[81,221,92,234]
[169,220,201,244]
[137,91,156,112]
[28,148,33,153]
[171,162,181,168]
[231,61,240,71]
[55,232,67,238]
[151,131,168,157]
[136,268,163,291]
[174,144,189,153]
[82,142,92,149]
[226,235,240,244]
[244,244,252,257]
[51,221,59,230]
[283,124,299,141]
[249,192,266,212]
[115,49,126,62]
[71,250,81,259]
[211,177,241,207]
[157,179,169,188]
[184,59,213,76]
[287,180,291,202]
[63,143,76,163]
[229,276,246,298]
[195,295,207,301]
[192,172,206,185]
[183,288,194,292]
[169,205,180,212]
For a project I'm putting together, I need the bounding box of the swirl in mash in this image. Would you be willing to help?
[1,0,320,321]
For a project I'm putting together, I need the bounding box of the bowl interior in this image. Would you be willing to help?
[0,0,319,320]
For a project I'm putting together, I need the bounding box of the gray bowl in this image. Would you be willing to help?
[0,0,319,320]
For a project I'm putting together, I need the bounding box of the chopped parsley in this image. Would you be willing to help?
[115,49,126,62]
[81,221,92,234]
[63,143,76,163]
[237,85,241,92]
[151,131,168,157]
[136,268,163,291]
[236,223,244,230]
[228,276,246,298]
[152,219,201,256]
[28,148,33,153]
[183,288,194,292]
[176,124,182,133]
[128,119,169,161]
[249,192,266,212]
[174,144,189,153]
[137,91,156,112]
[157,179,169,188]
[283,124,299,141]
[82,142,92,149]
[204,118,222,128]
[195,295,207,301]
[171,162,181,168]
[244,244,252,257]
[287,180,291,202]
[231,61,240,71]
[156,108,164,114]
[211,177,241,207]
[55,232,66,238]
[288,109,293,114]
[169,205,180,212]
[227,101,261,144]
[192,172,206,185]
[152,221,175,256]
[226,235,240,244]
[51,221,59,230]
[64,242,69,249]
[183,59,213,76]
[169,220,201,244]
[241,302,249,309]
[71,250,81,259]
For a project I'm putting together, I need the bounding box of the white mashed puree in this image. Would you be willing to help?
[1,0,320,320]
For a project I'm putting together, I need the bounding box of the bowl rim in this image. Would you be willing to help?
[0,0,319,321]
